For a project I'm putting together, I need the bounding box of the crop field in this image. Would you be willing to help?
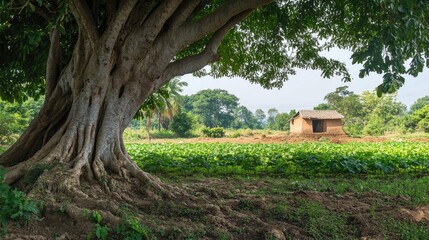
[127,142,429,176]
[121,141,429,239]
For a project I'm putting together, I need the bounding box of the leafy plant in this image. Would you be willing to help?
[86,211,110,240]
[114,217,150,240]
[86,210,151,240]
[127,142,429,176]
[201,127,225,138]
[0,168,40,235]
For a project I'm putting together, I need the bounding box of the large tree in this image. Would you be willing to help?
[1,0,429,223]
[187,89,239,128]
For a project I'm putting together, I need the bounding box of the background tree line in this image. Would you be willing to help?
[130,82,429,137]
[2,83,429,141]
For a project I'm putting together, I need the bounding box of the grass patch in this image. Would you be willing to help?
[286,200,356,239]
[262,176,429,205]
[382,218,429,239]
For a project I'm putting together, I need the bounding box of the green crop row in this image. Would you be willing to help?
[126,142,429,175]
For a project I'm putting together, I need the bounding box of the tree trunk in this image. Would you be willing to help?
[0,36,171,201]
[0,0,272,224]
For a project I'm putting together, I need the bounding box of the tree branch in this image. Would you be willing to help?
[139,0,184,46]
[105,0,118,26]
[168,0,202,29]
[177,0,272,49]
[121,0,183,60]
[17,0,52,21]
[101,0,137,51]
[157,10,252,89]
[69,0,99,49]
[45,28,62,100]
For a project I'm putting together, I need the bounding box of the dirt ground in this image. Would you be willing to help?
[130,133,429,144]
[5,176,429,240]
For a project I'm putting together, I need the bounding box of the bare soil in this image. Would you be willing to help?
[4,134,429,239]
[130,133,429,144]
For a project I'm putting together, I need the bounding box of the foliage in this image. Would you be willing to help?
[409,105,429,133]
[123,129,177,141]
[137,79,188,131]
[265,109,296,131]
[2,1,429,104]
[363,114,386,136]
[185,89,239,128]
[86,211,110,240]
[114,218,150,240]
[232,106,260,129]
[201,127,226,138]
[320,87,408,135]
[169,112,194,137]
[254,109,266,127]
[127,142,429,176]
[274,112,291,131]
[323,86,365,134]
[410,96,429,113]
[86,210,150,240]
[314,103,335,110]
[0,98,43,144]
[0,168,40,235]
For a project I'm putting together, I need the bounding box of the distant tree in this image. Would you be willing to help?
[266,108,279,129]
[409,105,429,133]
[361,91,406,134]
[314,103,335,110]
[233,106,259,129]
[323,86,365,135]
[170,112,194,137]
[324,86,364,118]
[363,114,386,136]
[274,113,290,131]
[187,89,239,128]
[410,96,429,113]
[254,109,266,128]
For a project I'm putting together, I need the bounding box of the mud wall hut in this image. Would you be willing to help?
[290,110,345,135]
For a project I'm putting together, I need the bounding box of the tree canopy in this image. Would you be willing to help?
[186,89,239,128]
[1,0,429,103]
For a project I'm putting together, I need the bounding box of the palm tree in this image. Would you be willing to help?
[160,79,188,129]
[136,79,187,138]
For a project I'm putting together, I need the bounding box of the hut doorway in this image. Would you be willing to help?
[312,120,326,133]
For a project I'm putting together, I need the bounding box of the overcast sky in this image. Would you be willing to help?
[181,48,429,113]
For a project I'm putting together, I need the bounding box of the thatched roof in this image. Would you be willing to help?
[292,110,344,120]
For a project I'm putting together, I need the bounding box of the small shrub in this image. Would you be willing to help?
[170,112,194,137]
[229,132,241,138]
[114,217,150,240]
[86,211,110,240]
[241,128,254,137]
[86,210,151,240]
[150,130,176,139]
[0,168,40,235]
[201,127,225,138]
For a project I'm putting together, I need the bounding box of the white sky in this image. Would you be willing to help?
[181,48,429,113]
